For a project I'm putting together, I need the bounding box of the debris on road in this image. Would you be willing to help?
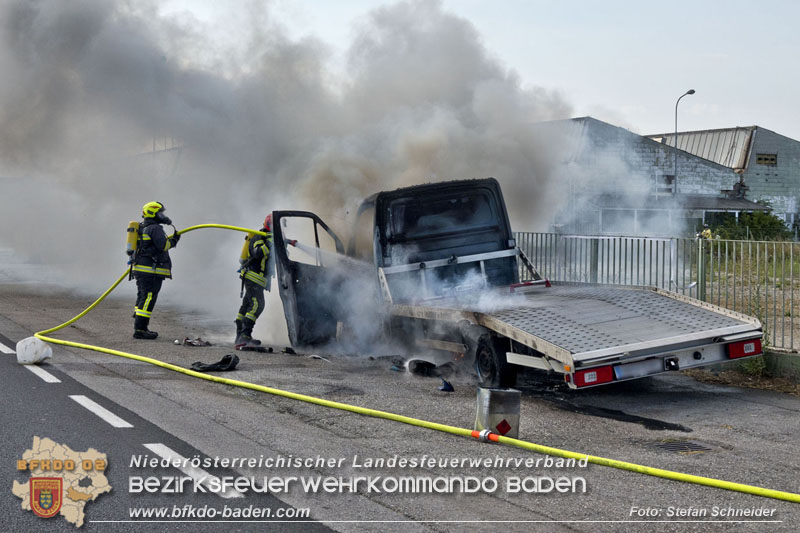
[438,378,454,392]
[174,337,213,346]
[408,359,456,378]
[236,344,271,353]
[189,354,240,372]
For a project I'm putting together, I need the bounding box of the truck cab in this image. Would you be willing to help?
[373,178,519,303]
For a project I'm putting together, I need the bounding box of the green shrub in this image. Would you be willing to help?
[712,206,792,241]
[737,355,767,377]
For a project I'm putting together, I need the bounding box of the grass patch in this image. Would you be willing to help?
[684,368,800,397]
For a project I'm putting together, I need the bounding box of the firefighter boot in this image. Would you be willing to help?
[234,319,243,343]
[236,318,261,348]
[133,317,158,340]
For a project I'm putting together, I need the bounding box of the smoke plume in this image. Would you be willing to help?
[0,0,576,344]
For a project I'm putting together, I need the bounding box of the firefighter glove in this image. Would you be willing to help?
[169,233,181,246]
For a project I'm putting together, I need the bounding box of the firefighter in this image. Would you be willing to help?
[132,201,180,339]
[700,224,712,240]
[235,215,274,347]
[235,214,297,347]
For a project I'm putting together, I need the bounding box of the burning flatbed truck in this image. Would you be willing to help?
[270,178,763,389]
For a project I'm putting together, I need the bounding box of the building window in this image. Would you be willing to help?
[756,153,777,165]
[654,175,674,193]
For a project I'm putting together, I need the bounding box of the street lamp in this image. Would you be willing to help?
[674,89,695,194]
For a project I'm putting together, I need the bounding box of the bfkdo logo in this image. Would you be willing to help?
[13,437,112,528]
[30,478,63,518]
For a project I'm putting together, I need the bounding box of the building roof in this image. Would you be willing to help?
[646,126,756,170]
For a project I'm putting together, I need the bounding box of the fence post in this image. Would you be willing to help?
[590,238,599,284]
[697,238,707,301]
[669,238,677,292]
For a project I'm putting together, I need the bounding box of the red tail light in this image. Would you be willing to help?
[727,338,762,359]
[573,366,614,387]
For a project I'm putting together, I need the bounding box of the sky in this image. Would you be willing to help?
[168,0,800,140]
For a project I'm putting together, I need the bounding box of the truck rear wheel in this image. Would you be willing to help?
[474,337,517,388]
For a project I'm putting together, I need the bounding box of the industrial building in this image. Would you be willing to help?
[538,117,787,236]
[648,125,800,228]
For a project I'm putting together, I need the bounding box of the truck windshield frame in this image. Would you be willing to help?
[387,191,499,243]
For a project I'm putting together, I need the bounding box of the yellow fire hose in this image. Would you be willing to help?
[29,223,800,505]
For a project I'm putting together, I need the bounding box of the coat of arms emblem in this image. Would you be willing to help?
[30,477,62,518]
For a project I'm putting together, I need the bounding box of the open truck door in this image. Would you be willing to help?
[272,211,365,348]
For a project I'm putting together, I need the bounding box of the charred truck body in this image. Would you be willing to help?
[272,178,763,389]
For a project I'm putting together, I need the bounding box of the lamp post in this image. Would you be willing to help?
[673,89,695,194]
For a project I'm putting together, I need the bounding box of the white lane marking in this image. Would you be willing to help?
[0,340,14,354]
[143,443,244,499]
[69,395,134,428]
[24,365,61,383]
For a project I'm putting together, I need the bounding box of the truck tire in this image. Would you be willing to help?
[474,337,517,388]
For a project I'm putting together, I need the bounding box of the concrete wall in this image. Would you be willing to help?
[764,351,800,382]
[743,128,800,221]
[574,118,735,196]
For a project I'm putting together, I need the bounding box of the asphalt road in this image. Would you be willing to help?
[1,281,799,532]
[0,332,323,533]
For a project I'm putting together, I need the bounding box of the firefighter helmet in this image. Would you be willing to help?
[143,201,165,218]
[263,214,272,231]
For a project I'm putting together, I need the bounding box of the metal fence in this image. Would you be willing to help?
[515,232,800,353]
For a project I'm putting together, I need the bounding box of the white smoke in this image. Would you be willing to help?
[0,0,577,345]
[533,118,693,237]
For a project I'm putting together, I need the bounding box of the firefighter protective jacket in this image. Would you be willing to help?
[133,219,175,277]
[240,230,273,288]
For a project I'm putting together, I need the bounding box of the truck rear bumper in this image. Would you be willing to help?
[507,336,763,389]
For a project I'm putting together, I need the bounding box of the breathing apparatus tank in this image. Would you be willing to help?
[126,221,140,257]
[240,233,256,264]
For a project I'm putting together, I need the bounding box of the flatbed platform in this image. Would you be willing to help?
[391,283,761,367]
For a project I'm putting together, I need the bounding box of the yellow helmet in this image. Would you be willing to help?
[142,201,165,218]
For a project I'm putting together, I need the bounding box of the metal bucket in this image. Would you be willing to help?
[474,387,521,438]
